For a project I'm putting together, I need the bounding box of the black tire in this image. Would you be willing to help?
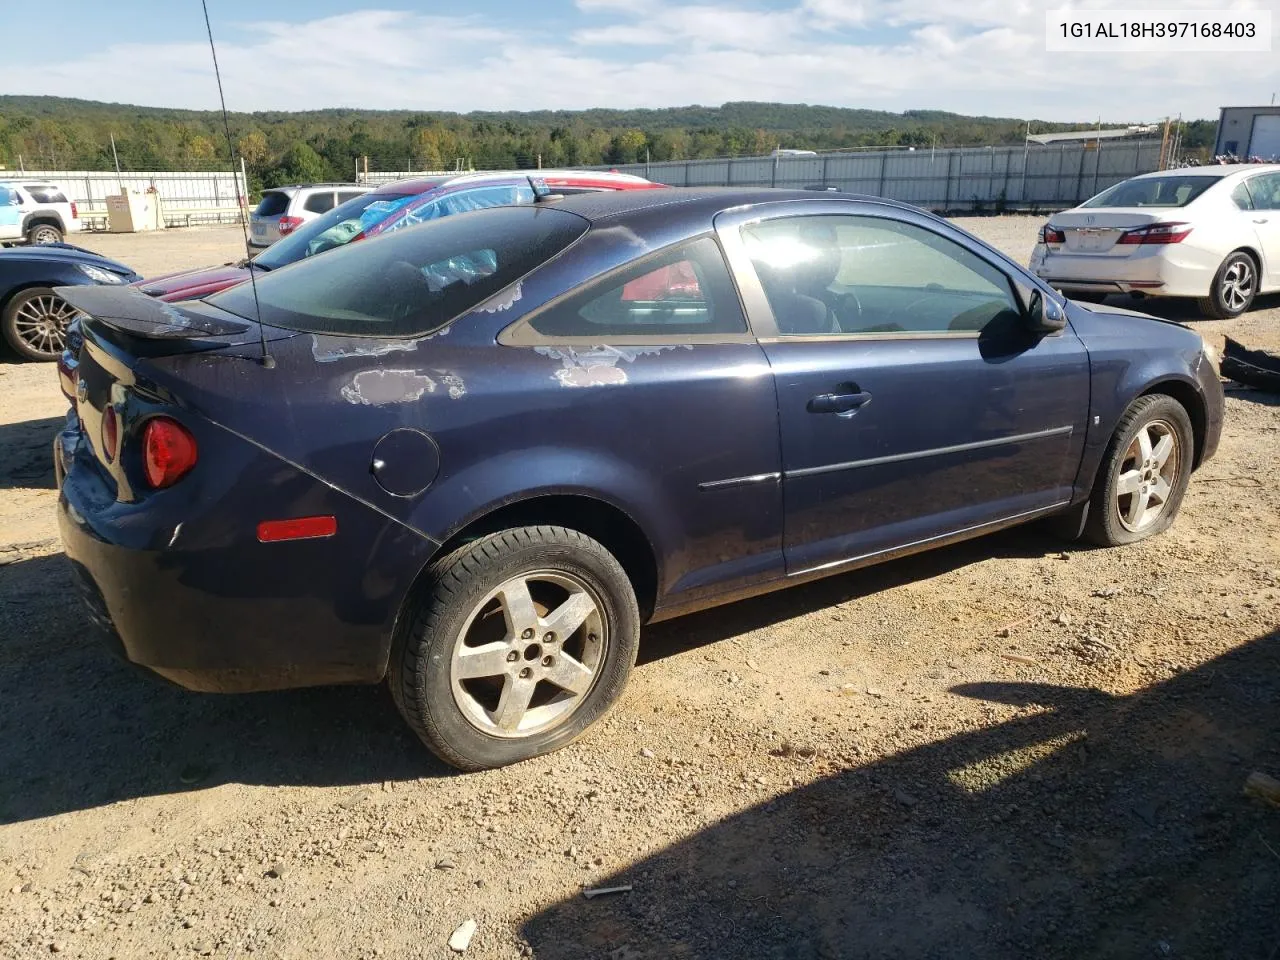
[26,222,63,245]
[1197,251,1257,319]
[1084,394,1194,547]
[390,525,641,771]
[2,287,77,361]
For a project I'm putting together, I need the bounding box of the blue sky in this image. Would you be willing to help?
[2,0,1276,121]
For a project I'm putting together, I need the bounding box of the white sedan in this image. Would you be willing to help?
[1030,164,1280,318]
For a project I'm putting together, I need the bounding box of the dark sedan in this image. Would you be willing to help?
[0,244,139,360]
[53,188,1223,770]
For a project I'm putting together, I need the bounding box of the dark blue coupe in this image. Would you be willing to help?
[54,188,1223,770]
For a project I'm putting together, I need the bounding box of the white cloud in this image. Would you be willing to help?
[0,3,1274,122]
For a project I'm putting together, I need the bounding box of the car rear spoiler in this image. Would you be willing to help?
[54,284,251,340]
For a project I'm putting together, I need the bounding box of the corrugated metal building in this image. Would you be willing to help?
[1214,106,1280,158]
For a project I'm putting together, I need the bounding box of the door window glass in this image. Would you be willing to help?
[741,215,1022,336]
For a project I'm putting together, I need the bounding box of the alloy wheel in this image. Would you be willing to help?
[450,571,607,738]
[1115,419,1180,533]
[1221,258,1254,313]
[12,294,78,358]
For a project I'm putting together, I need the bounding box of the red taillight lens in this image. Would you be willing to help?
[1039,224,1066,244]
[70,201,79,219]
[277,215,304,236]
[257,516,338,543]
[101,407,119,463]
[142,417,198,489]
[1116,222,1193,245]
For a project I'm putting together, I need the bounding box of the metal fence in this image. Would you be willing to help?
[5,170,249,227]
[596,140,1164,212]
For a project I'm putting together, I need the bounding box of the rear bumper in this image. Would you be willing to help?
[1030,243,1217,299]
[55,417,437,693]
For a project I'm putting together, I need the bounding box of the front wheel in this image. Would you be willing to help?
[2,287,79,361]
[390,526,641,770]
[1197,251,1256,319]
[1084,395,1194,547]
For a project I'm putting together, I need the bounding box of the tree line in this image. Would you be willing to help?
[0,96,1216,193]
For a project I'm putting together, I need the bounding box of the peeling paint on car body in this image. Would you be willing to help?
[477,282,523,314]
[311,335,418,363]
[442,374,467,399]
[340,369,437,406]
[535,344,694,388]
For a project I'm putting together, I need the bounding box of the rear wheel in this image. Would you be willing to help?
[390,526,640,770]
[1197,251,1256,319]
[1084,395,1193,547]
[26,222,63,245]
[2,287,78,361]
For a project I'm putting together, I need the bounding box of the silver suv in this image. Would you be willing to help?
[248,184,370,249]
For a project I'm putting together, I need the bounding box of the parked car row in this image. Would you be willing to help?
[49,170,1223,771]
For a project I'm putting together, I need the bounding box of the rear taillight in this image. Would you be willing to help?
[57,356,78,402]
[101,407,119,463]
[70,201,78,219]
[277,215,304,236]
[1039,224,1066,244]
[142,417,198,489]
[1116,222,1192,245]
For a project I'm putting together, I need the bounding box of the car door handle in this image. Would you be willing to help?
[808,391,873,415]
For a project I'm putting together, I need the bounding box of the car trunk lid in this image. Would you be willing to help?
[1048,209,1174,256]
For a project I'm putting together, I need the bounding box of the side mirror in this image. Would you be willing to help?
[1026,290,1067,334]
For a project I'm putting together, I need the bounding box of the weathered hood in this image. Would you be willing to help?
[134,262,252,302]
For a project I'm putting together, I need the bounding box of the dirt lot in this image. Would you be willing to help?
[2,219,1278,959]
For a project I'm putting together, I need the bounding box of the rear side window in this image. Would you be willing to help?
[25,186,68,204]
[212,205,589,336]
[525,237,747,339]
[336,191,365,204]
[303,191,335,214]
[1231,182,1255,210]
[254,192,290,217]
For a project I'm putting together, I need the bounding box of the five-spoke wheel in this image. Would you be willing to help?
[391,526,640,770]
[1086,394,1194,546]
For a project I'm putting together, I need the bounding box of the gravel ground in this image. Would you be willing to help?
[1,218,1278,959]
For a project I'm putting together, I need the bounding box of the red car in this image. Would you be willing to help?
[137,170,661,302]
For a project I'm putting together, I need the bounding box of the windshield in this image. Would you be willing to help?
[252,190,424,270]
[1081,174,1224,208]
[211,205,589,336]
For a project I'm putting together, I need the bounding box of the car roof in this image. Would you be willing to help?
[371,169,655,196]
[1132,164,1280,180]
[547,186,921,224]
[264,183,365,193]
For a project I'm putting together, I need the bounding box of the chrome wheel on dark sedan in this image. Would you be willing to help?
[2,287,79,361]
[1086,395,1194,546]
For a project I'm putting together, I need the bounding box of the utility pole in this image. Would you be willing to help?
[109,133,123,192]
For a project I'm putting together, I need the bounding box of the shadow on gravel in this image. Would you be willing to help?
[1103,291,1280,325]
[1223,385,1280,409]
[640,526,1087,666]
[0,553,451,824]
[0,415,62,490]
[525,630,1280,960]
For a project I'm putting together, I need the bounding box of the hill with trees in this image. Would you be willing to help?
[0,96,1216,191]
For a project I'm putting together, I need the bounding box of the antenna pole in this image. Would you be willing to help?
[201,0,273,368]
